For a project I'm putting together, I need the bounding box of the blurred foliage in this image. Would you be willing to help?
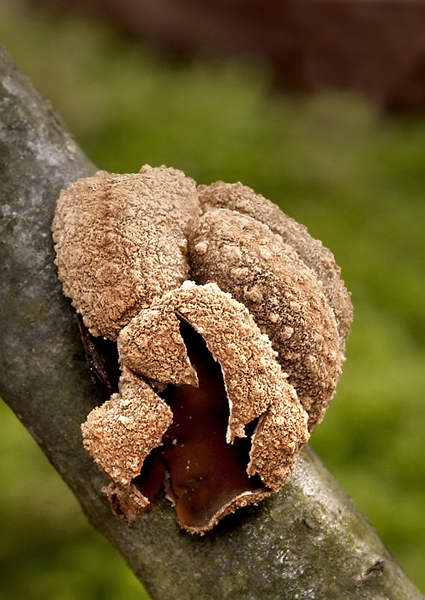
[1,0,424,597]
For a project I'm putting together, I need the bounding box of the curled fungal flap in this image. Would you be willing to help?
[118,307,198,388]
[83,282,309,533]
[81,367,173,504]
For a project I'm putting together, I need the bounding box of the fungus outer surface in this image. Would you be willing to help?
[53,164,353,533]
[52,165,200,339]
[81,366,173,512]
[189,209,341,428]
[198,180,353,349]
[84,282,309,533]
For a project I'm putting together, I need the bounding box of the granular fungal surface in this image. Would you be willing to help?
[52,165,352,533]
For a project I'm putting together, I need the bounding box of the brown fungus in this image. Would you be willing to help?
[84,282,308,533]
[52,165,199,339]
[197,181,353,355]
[52,165,352,534]
[81,366,173,519]
[188,208,342,429]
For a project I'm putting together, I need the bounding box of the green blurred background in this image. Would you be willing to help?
[0,0,424,597]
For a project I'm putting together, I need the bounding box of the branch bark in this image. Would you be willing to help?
[0,44,422,600]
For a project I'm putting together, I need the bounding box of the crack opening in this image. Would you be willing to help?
[134,317,266,531]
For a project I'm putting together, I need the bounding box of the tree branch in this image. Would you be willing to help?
[0,44,422,599]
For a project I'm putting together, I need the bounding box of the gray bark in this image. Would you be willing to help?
[0,44,422,600]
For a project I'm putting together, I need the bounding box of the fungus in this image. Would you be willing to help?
[52,164,352,534]
[197,181,353,354]
[82,282,308,533]
[81,366,173,520]
[188,207,341,429]
[53,165,200,339]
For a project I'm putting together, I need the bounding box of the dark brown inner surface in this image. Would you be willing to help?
[77,315,120,394]
[135,318,265,530]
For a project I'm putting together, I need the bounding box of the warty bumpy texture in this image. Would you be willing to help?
[52,165,352,533]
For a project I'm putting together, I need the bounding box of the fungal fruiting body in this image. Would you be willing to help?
[52,165,353,534]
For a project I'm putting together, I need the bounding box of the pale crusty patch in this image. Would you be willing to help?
[118,307,198,388]
[248,395,310,491]
[188,209,341,429]
[52,165,200,340]
[81,366,173,515]
[198,180,353,357]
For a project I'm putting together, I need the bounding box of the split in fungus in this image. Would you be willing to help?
[143,318,267,532]
[81,282,308,534]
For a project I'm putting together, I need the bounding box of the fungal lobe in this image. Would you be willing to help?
[83,282,308,533]
[52,166,200,340]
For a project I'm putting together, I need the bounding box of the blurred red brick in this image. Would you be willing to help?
[32,0,425,110]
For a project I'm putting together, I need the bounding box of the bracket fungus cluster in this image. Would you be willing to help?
[52,165,352,534]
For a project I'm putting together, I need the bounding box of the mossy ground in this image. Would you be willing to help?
[0,1,424,597]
